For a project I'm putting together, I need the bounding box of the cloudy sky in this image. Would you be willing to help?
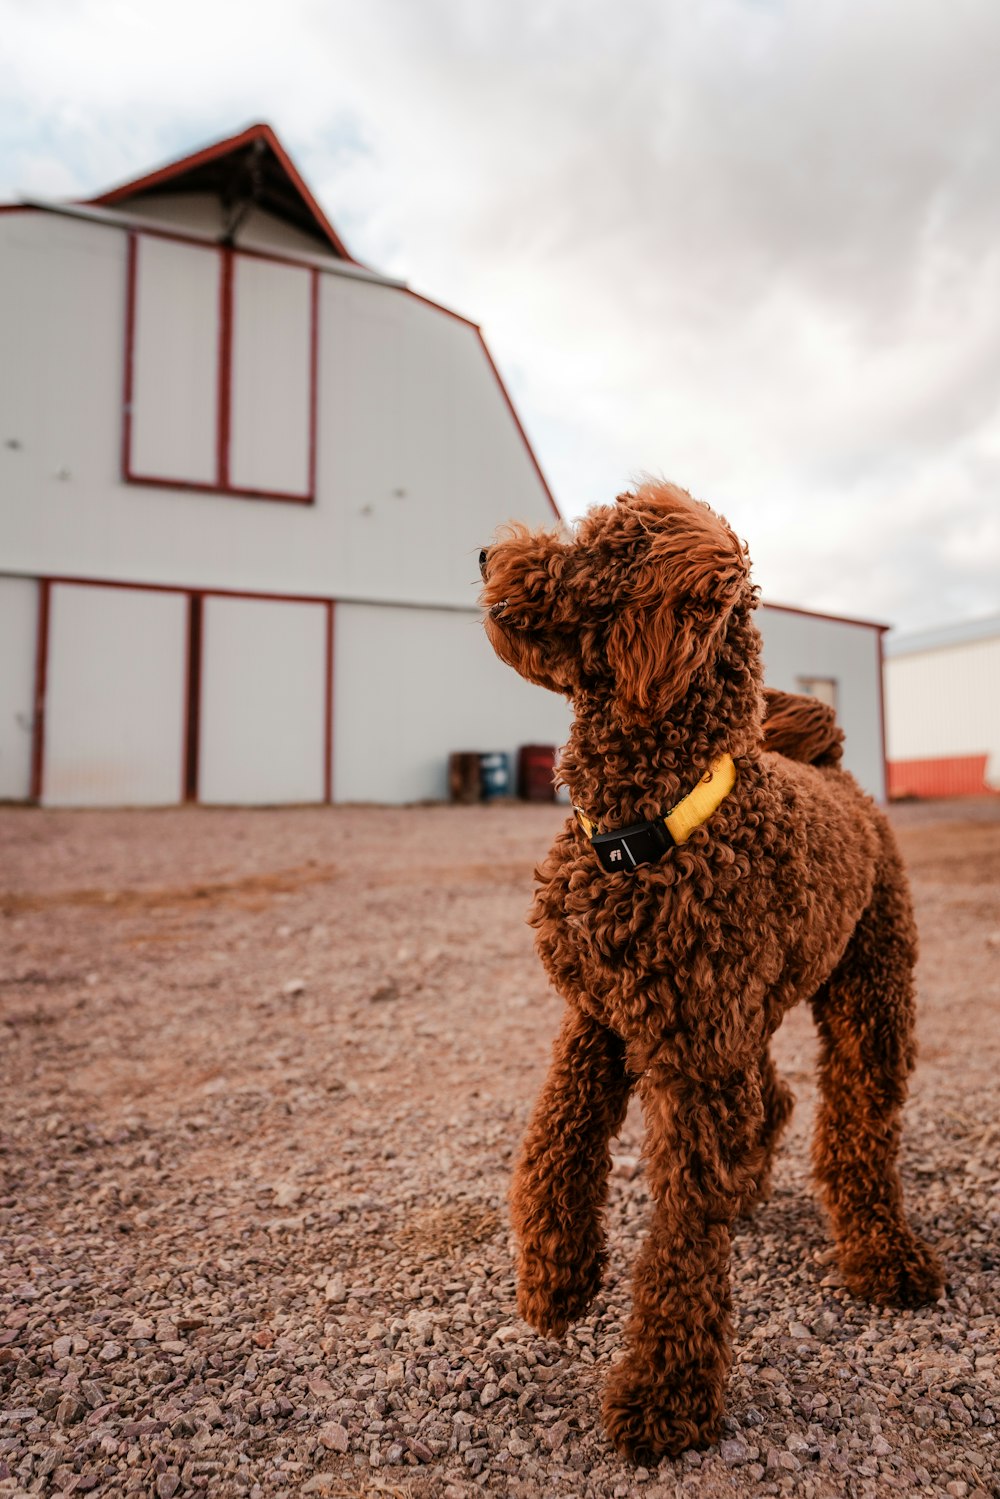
[3,0,999,635]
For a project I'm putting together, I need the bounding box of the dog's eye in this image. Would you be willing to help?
[479,548,489,579]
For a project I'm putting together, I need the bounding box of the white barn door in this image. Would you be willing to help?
[43,584,188,806]
[198,597,327,804]
[129,236,221,485]
[229,258,314,498]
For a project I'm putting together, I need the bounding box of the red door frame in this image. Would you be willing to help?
[29,576,336,807]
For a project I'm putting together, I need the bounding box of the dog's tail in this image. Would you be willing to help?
[762,687,844,768]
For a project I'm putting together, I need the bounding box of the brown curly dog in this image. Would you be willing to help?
[479,481,943,1462]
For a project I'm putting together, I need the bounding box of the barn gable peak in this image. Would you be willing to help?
[85,122,356,262]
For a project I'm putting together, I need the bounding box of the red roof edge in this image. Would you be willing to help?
[761,599,890,633]
[84,122,359,264]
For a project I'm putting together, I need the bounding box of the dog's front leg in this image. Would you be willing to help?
[510,1005,633,1338]
[603,1061,763,1461]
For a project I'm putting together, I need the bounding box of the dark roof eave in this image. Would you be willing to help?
[83,122,359,264]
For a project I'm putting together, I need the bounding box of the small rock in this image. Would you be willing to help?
[946,1484,969,1499]
[788,1321,811,1339]
[156,1473,180,1499]
[479,1383,499,1407]
[492,1325,521,1343]
[56,1396,84,1426]
[98,1341,122,1362]
[546,1420,570,1451]
[406,1439,433,1463]
[202,1399,224,1427]
[273,1183,303,1209]
[323,1276,346,1303]
[721,1437,750,1465]
[129,1320,155,1340]
[52,1336,73,1360]
[369,981,399,1004]
[318,1423,349,1453]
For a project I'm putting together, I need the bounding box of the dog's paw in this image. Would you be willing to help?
[516,1252,604,1339]
[841,1234,944,1308]
[602,1363,722,1462]
[735,1170,773,1219]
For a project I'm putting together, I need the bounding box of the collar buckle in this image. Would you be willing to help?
[590,818,675,873]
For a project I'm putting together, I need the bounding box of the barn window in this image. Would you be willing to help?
[797,675,838,711]
[123,232,318,502]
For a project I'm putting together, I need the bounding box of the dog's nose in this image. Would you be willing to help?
[479,547,489,579]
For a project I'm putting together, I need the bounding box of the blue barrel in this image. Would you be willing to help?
[479,752,510,801]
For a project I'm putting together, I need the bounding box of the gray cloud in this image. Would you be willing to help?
[2,0,998,632]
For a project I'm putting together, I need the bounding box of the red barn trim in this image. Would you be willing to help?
[324,601,335,805]
[29,580,51,803]
[183,593,204,803]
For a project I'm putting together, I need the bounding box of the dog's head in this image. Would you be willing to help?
[480,481,752,722]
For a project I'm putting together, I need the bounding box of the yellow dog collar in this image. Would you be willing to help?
[574,754,736,872]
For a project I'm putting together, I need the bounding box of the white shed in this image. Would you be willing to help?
[0,124,888,806]
[884,615,1000,797]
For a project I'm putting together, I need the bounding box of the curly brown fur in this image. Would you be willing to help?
[481,481,942,1462]
[763,686,844,767]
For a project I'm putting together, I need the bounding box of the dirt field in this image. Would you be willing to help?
[1,798,998,1499]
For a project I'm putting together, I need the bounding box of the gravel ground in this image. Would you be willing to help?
[0,797,997,1499]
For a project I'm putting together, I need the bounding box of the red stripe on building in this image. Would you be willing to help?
[887,754,991,799]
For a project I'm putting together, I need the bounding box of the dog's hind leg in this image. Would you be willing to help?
[602,1062,764,1460]
[510,1005,634,1338]
[810,855,943,1308]
[737,1046,795,1216]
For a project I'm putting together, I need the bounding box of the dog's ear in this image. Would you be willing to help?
[606,489,748,719]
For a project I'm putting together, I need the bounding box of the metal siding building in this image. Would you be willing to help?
[884,617,1000,796]
[0,125,887,807]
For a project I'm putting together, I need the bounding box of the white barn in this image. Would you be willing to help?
[884,615,1000,797]
[0,124,888,807]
